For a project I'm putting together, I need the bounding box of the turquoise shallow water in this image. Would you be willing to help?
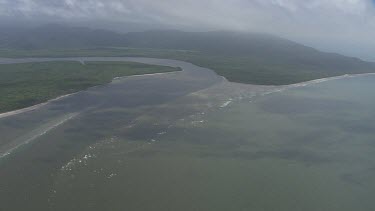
[1,58,375,210]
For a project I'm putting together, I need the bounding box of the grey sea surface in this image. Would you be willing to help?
[0,57,374,211]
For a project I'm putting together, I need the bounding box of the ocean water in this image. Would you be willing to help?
[1,58,375,211]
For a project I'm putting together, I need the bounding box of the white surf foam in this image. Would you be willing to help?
[220,100,232,108]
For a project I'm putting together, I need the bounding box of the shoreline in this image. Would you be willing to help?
[1,56,374,119]
[0,93,75,119]
[254,72,375,97]
[0,71,179,120]
[287,72,375,88]
[1,72,374,120]
[113,70,178,80]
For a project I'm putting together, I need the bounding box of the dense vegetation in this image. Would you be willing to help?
[1,47,374,85]
[1,25,375,85]
[0,61,179,113]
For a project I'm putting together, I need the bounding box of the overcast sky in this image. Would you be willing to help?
[1,0,375,60]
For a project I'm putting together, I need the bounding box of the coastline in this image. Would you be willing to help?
[1,72,374,120]
[287,73,375,88]
[0,71,179,120]
[0,93,75,119]
[1,56,374,120]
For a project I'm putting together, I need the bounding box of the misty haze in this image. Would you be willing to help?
[1,1,375,211]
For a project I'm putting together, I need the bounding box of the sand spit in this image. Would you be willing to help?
[0,93,74,119]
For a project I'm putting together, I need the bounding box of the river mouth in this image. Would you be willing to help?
[1,57,375,211]
[0,57,277,157]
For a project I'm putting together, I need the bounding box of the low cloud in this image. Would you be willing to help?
[1,0,375,60]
